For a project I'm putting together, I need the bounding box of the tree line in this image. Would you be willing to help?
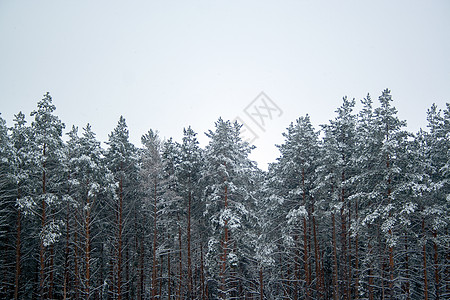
[0,89,448,299]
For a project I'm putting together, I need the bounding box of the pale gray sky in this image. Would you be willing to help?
[1,0,449,169]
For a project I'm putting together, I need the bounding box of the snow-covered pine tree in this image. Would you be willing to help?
[0,113,15,298]
[373,89,409,298]
[105,116,139,300]
[355,90,409,299]
[176,126,204,299]
[319,97,358,300]
[202,118,258,299]
[419,103,450,299]
[353,94,380,300]
[269,115,320,300]
[140,128,165,299]
[9,112,38,299]
[66,124,114,299]
[30,92,66,299]
[160,137,183,299]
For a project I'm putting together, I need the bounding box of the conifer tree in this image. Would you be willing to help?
[105,116,139,300]
[30,92,65,299]
[202,118,257,299]
[0,113,14,298]
[140,129,165,299]
[270,115,320,299]
[10,112,36,299]
[320,97,358,300]
[66,124,113,299]
[176,126,203,299]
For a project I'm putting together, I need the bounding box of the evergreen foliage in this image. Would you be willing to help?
[0,91,448,300]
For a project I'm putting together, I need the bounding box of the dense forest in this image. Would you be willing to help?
[0,89,448,300]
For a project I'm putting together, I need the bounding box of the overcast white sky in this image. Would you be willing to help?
[1,0,449,169]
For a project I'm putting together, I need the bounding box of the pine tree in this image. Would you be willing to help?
[105,116,139,300]
[270,115,320,299]
[202,118,257,299]
[320,97,358,300]
[0,113,15,298]
[66,124,113,299]
[10,112,37,299]
[30,92,66,299]
[176,126,203,299]
[140,128,165,299]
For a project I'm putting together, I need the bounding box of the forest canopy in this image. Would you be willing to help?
[0,89,448,299]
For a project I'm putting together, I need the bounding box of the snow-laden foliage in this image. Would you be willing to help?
[0,91,448,300]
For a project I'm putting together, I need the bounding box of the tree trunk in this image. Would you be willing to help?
[168,233,171,300]
[187,183,193,299]
[74,232,80,300]
[433,230,440,299]
[368,243,374,300]
[221,183,229,298]
[152,179,158,300]
[404,233,410,300]
[40,144,46,300]
[341,172,349,300]
[354,199,360,300]
[63,193,71,300]
[49,245,54,299]
[200,242,206,300]
[387,155,394,298]
[293,234,299,300]
[178,216,183,300]
[85,196,91,300]
[302,168,311,300]
[117,177,124,300]
[312,204,323,298]
[14,207,21,300]
[138,239,144,300]
[259,266,264,300]
[422,219,428,300]
[332,213,339,300]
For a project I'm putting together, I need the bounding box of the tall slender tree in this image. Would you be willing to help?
[30,92,65,299]
[105,116,139,300]
[202,118,257,299]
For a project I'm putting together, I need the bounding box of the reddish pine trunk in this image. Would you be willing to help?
[312,205,323,298]
[40,144,46,299]
[332,213,339,300]
[368,243,374,300]
[168,233,171,300]
[117,177,123,300]
[187,185,193,298]
[200,243,206,300]
[85,196,91,299]
[259,267,264,300]
[14,207,21,300]
[138,239,144,300]
[387,155,395,298]
[159,255,163,297]
[404,233,410,300]
[422,219,429,300]
[63,194,71,300]
[126,239,130,299]
[178,216,183,299]
[74,232,80,299]
[293,234,299,300]
[49,245,54,299]
[152,179,158,300]
[354,199,360,300]
[433,230,440,299]
[302,168,311,300]
[221,183,229,297]
[341,172,349,300]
